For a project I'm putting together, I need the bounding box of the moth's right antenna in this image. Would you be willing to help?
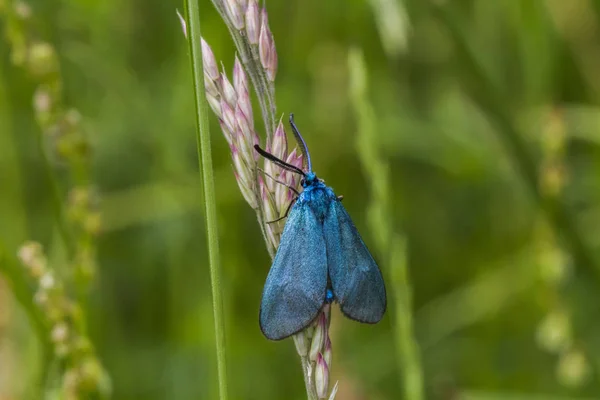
[289,114,312,173]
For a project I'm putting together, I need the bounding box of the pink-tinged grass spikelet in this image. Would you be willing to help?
[315,353,329,399]
[224,0,244,30]
[245,0,260,45]
[196,3,337,398]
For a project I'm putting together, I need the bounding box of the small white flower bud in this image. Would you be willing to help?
[218,119,234,146]
[14,1,32,19]
[271,120,287,161]
[245,0,260,45]
[176,10,187,38]
[33,88,52,114]
[258,9,277,80]
[221,74,237,108]
[207,94,222,119]
[557,349,590,388]
[233,57,249,94]
[201,38,220,80]
[221,99,237,135]
[40,272,55,290]
[315,353,329,399]
[234,171,258,209]
[293,331,309,356]
[323,335,332,369]
[204,74,220,98]
[237,85,254,128]
[309,312,326,361]
[51,322,69,343]
[224,0,244,30]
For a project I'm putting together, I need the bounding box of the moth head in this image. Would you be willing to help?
[301,172,317,188]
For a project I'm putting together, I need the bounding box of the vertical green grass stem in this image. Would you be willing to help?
[184,1,228,399]
[348,48,424,400]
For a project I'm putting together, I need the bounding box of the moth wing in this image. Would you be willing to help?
[259,201,328,340]
[324,200,386,323]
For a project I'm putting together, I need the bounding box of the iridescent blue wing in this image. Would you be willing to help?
[259,201,328,340]
[324,199,386,323]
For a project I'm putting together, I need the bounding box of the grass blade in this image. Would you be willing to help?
[183,1,228,399]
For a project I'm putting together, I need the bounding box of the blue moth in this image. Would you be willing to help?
[255,114,386,340]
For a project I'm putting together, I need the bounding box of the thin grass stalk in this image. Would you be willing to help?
[0,245,49,349]
[234,32,275,135]
[183,1,228,399]
[390,238,423,400]
[301,357,318,400]
[0,57,48,344]
[534,110,590,387]
[0,243,52,398]
[1,3,75,260]
[348,48,424,400]
[247,41,276,123]
[36,136,75,258]
[1,3,108,395]
[0,49,53,398]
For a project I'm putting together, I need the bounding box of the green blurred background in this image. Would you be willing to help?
[2,0,600,399]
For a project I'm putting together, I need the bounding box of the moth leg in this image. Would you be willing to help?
[258,167,301,196]
[266,197,296,224]
[337,195,344,201]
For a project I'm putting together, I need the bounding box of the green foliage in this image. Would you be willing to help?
[2,0,600,398]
